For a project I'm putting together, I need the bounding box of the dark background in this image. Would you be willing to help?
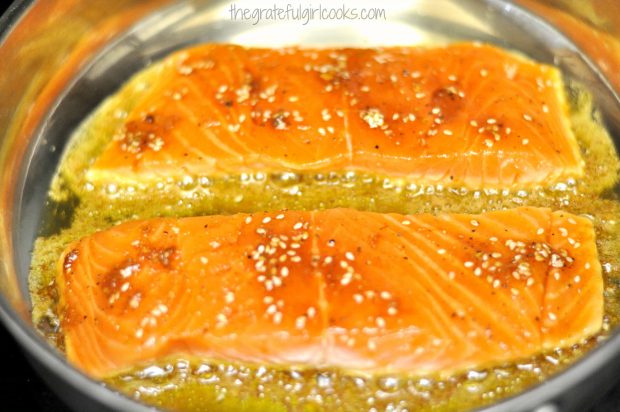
[1,1,620,411]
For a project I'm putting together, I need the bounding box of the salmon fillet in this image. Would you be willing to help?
[87,43,583,189]
[58,207,602,378]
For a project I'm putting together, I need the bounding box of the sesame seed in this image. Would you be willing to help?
[523,113,533,121]
[361,108,385,129]
[200,256,209,264]
[262,217,272,224]
[470,219,480,227]
[345,252,355,261]
[245,216,252,224]
[225,291,235,304]
[295,316,306,329]
[120,265,138,278]
[388,307,398,316]
[480,69,488,77]
[228,124,240,133]
[216,313,228,326]
[522,138,529,145]
[273,312,283,324]
[486,118,497,125]
[438,249,446,255]
[448,271,456,280]
[380,291,392,300]
[293,222,303,230]
[307,307,317,318]
[574,275,581,283]
[265,280,273,291]
[548,312,557,321]
[376,317,386,328]
[493,279,501,288]
[129,294,141,309]
[443,129,453,136]
[511,288,519,296]
[537,228,545,235]
[276,214,285,220]
[464,261,474,268]
[353,294,364,304]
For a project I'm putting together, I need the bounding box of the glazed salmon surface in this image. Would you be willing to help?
[89,43,583,189]
[58,207,602,378]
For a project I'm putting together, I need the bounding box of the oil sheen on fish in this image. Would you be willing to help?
[57,207,602,378]
[87,43,583,189]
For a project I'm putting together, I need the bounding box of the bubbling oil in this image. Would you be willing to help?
[106,350,593,412]
[29,182,620,411]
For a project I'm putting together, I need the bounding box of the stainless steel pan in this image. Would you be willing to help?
[2,1,620,410]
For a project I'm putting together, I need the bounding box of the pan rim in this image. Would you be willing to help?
[0,1,619,411]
